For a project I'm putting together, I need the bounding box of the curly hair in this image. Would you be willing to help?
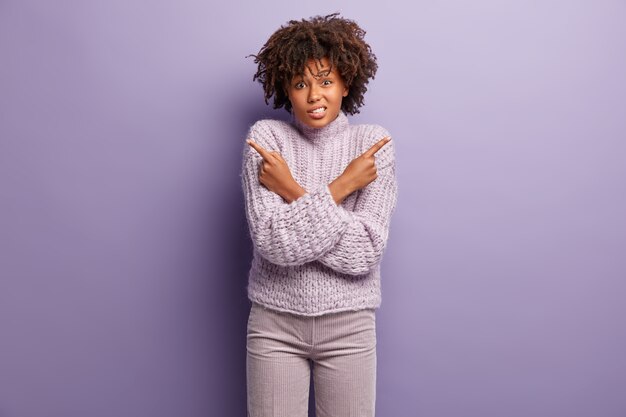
[249,13,378,115]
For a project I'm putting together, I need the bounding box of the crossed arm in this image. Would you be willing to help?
[241,125,397,275]
[246,136,390,205]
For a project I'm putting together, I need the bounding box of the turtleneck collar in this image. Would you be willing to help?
[292,111,349,143]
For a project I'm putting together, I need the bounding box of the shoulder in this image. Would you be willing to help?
[349,122,395,163]
[242,118,300,162]
[247,118,297,149]
[249,118,292,134]
[349,122,392,145]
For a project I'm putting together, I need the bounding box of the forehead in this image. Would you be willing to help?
[296,57,334,78]
[305,57,331,70]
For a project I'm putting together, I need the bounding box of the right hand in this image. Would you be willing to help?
[340,136,391,193]
[246,139,304,201]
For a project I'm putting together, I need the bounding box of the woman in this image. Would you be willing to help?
[241,13,398,417]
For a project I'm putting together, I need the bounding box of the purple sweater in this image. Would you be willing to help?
[241,111,398,316]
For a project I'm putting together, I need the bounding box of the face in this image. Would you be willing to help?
[286,57,349,128]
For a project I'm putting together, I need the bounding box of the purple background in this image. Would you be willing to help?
[1,1,625,416]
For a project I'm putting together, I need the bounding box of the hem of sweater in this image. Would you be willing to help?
[247,297,380,317]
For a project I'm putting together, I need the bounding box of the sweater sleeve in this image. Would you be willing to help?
[241,120,352,266]
[316,127,399,275]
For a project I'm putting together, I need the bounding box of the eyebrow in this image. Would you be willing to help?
[304,62,333,76]
[291,67,334,83]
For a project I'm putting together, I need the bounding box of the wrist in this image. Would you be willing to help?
[329,175,354,205]
[284,182,307,204]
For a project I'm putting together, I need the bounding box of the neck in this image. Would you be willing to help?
[292,111,349,143]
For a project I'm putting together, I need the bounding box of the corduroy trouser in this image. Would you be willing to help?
[246,302,377,417]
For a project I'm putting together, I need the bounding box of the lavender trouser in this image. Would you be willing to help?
[246,302,377,417]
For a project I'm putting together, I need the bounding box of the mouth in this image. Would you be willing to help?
[307,106,327,119]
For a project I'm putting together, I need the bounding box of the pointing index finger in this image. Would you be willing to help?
[364,136,392,157]
[246,139,272,160]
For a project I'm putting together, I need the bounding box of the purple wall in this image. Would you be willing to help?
[1,1,625,416]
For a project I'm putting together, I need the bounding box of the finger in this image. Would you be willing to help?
[363,136,392,157]
[271,152,286,162]
[247,139,273,160]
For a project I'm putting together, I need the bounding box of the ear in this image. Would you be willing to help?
[342,85,349,97]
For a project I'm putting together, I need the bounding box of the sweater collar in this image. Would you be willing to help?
[292,111,349,143]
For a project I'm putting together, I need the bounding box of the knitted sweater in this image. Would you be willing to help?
[240,111,398,316]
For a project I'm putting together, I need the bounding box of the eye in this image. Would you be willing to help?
[322,79,333,86]
[294,81,306,89]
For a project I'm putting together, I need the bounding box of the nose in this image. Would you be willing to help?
[307,85,321,103]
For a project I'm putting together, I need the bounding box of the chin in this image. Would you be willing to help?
[306,119,331,128]
[300,112,337,128]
